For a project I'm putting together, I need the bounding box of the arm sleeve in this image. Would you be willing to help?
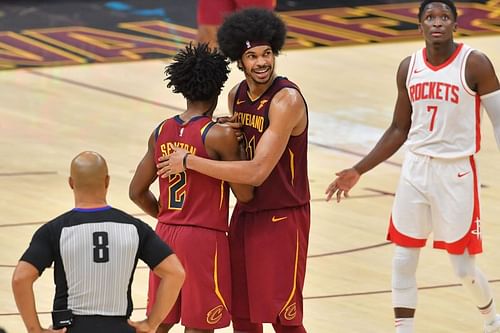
[20,224,55,275]
[482,89,500,149]
[137,221,174,269]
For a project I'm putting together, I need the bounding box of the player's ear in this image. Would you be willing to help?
[237,60,243,71]
[105,175,110,189]
[453,22,458,32]
[68,177,74,189]
[418,23,423,34]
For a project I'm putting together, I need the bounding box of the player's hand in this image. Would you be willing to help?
[157,148,189,178]
[216,115,244,141]
[325,168,361,203]
[128,318,157,333]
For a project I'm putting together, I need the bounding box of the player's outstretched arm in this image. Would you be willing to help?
[129,131,160,218]
[12,261,67,333]
[325,57,413,202]
[325,168,361,203]
[128,254,184,333]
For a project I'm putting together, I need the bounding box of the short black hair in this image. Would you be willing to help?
[165,43,230,101]
[418,0,458,21]
[217,8,287,61]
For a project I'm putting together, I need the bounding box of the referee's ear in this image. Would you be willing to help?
[68,177,75,190]
[105,175,110,189]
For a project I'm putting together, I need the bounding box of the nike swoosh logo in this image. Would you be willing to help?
[458,171,471,178]
[236,99,245,105]
[272,216,288,223]
[413,68,425,74]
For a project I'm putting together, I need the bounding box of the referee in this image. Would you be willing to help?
[12,151,185,333]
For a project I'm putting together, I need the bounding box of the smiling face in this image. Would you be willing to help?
[419,2,457,44]
[238,45,276,86]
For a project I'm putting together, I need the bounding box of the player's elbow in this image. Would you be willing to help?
[246,166,270,187]
[234,188,254,203]
[128,184,142,204]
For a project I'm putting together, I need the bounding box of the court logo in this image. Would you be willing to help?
[283,302,297,320]
[206,304,224,324]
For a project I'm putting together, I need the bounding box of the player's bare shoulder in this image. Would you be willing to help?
[465,49,499,93]
[210,122,239,140]
[398,56,412,79]
[227,84,240,112]
[205,122,239,154]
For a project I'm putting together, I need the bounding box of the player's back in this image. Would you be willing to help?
[232,77,310,212]
[155,115,230,230]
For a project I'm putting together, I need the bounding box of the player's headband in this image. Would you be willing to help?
[243,40,271,51]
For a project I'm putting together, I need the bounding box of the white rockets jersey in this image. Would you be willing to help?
[405,43,481,158]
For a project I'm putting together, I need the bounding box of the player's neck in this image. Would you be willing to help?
[181,100,214,121]
[246,73,277,101]
[424,40,458,66]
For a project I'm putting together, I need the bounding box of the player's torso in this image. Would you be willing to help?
[406,43,481,158]
[154,115,229,231]
[232,77,310,211]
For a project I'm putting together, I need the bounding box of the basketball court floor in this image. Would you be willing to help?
[0,4,500,332]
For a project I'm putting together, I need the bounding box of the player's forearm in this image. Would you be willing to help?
[187,154,267,186]
[354,126,407,175]
[130,191,159,218]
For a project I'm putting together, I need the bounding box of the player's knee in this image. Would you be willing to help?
[392,247,419,288]
[449,253,476,283]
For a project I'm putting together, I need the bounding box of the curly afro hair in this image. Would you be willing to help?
[165,42,230,101]
[418,0,457,21]
[217,8,287,62]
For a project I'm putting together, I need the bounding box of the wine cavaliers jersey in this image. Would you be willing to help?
[20,206,172,316]
[155,115,230,231]
[232,76,310,212]
[406,43,481,158]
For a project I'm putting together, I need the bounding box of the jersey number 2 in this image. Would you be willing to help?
[168,172,186,210]
[93,232,109,263]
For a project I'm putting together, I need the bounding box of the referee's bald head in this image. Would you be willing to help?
[70,151,109,191]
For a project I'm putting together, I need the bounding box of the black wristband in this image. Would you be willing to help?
[182,153,190,170]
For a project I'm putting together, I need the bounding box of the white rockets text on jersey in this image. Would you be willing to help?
[405,43,481,158]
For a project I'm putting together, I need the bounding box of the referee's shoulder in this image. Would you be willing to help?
[108,206,148,227]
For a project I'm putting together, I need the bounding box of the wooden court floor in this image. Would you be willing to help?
[1,35,500,332]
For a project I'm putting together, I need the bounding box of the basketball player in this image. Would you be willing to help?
[325,1,500,332]
[197,0,275,48]
[129,43,253,333]
[157,9,310,333]
[12,151,185,333]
